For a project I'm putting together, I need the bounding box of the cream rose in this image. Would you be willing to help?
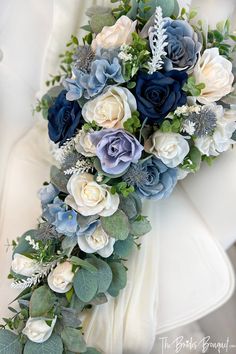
[195,105,236,156]
[78,224,115,258]
[11,253,40,277]
[22,317,56,343]
[92,16,137,50]
[74,130,96,157]
[193,48,234,104]
[145,132,190,168]
[47,261,74,293]
[65,173,119,216]
[82,86,137,129]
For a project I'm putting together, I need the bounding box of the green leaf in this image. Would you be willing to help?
[90,293,108,306]
[213,30,224,42]
[0,330,22,354]
[61,307,82,328]
[23,334,63,354]
[13,230,38,256]
[70,256,97,273]
[50,166,69,194]
[119,193,142,220]
[61,327,86,353]
[90,13,116,34]
[130,217,151,236]
[108,262,127,297]
[101,210,130,240]
[87,257,113,293]
[73,269,98,302]
[114,235,134,258]
[30,286,56,317]
[84,348,101,354]
[189,146,202,171]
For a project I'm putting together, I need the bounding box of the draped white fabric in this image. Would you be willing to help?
[0,1,236,353]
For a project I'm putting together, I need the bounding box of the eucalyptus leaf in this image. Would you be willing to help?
[61,307,82,328]
[101,210,130,240]
[114,235,134,258]
[108,262,127,297]
[90,293,108,306]
[73,269,98,302]
[61,327,86,353]
[70,294,85,313]
[84,348,101,354]
[23,334,63,354]
[0,330,22,354]
[90,13,116,34]
[50,166,69,194]
[87,257,112,293]
[30,285,56,317]
[70,256,97,273]
[119,193,142,220]
[130,217,151,236]
[61,236,77,256]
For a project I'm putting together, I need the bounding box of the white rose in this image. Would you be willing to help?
[65,173,119,217]
[92,16,137,50]
[11,254,40,277]
[22,317,56,343]
[47,261,74,293]
[82,86,137,129]
[195,105,236,156]
[193,48,234,104]
[74,130,96,157]
[145,132,190,168]
[78,224,115,258]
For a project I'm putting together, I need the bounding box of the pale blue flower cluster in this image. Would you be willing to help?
[64,49,124,101]
[42,196,99,238]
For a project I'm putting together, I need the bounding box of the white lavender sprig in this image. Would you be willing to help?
[148,6,168,74]
[64,158,94,175]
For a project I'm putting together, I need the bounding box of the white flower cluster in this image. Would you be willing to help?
[175,105,201,117]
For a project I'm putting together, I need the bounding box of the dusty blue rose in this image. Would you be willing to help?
[64,50,124,100]
[123,157,177,200]
[135,70,187,123]
[90,129,143,175]
[163,18,202,71]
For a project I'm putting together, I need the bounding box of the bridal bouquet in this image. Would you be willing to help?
[1,0,236,352]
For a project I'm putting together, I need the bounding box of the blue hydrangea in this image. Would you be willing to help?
[38,184,59,205]
[42,197,97,237]
[64,50,124,100]
[42,197,66,224]
[123,157,177,200]
[53,210,78,237]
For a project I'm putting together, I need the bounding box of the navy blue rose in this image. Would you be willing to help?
[48,90,82,146]
[123,157,177,200]
[135,70,187,123]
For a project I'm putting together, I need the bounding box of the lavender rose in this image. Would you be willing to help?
[90,129,143,175]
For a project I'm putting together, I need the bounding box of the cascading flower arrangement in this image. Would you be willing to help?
[1,0,236,352]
